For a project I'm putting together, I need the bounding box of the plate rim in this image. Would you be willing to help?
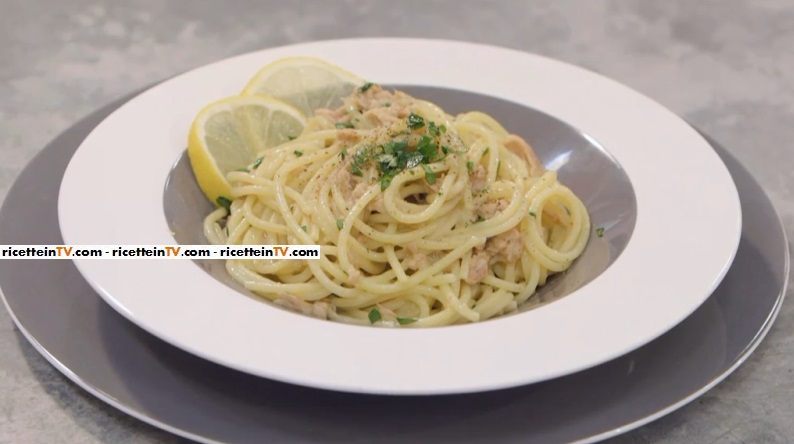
[56,38,743,394]
[3,257,786,444]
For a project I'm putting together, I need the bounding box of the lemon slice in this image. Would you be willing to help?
[187,95,306,205]
[241,57,366,116]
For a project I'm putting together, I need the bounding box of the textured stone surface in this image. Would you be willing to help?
[1,1,792,443]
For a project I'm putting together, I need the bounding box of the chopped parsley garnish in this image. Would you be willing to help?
[216,196,232,211]
[428,121,440,137]
[368,308,382,323]
[397,317,417,325]
[406,112,425,130]
[496,160,502,175]
[466,160,474,172]
[354,147,372,164]
[359,82,375,92]
[473,214,486,223]
[596,227,605,237]
[350,146,378,177]
[294,150,303,157]
[337,219,345,230]
[379,174,394,191]
[235,167,250,173]
[339,147,347,159]
[439,124,447,133]
[529,211,537,217]
[384,102,391,107]
[252,156,263,169]
[383,139,409,154]
[335,122,355,129]
[416,136,439,162]
[346,115,456,190]
[301,225,308,232]
[422,164,436,185]
[288,135,297,141]
[483,147,490,155]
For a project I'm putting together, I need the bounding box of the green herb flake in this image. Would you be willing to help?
[337,219,345,230]
[287,135,297,141]
[301,225,308,232]
[339,147,347,159]
[397,317,417,325]
[417,136,438,162]
[294,150,303,157]
[422,164,437,185]
[428,121,440,137]
[368,308,382,324]
[529,211,537,217]
[596,227,605,237]
[351,163,363,176]
[496,160,502,175]
[439,124,447,133]
[235,167,250,173]
[407,112,425,130]
[466,160,474,172]
[216,196,232,211]
[380,173,395,191]
[335,122,355,129]
[359,82,375,92]
[252,157,264,169]
[384,102,391,107]
[483,147,490,155]
[474,214,485,223]
[353,146,374,168]
[378,154,396,174]
[383,140,409,154]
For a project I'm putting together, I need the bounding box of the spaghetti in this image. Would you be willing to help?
[204,84,590,327]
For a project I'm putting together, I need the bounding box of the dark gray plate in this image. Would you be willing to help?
[0,93,788,444]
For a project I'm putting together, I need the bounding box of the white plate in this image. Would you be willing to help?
[58,38,741,395]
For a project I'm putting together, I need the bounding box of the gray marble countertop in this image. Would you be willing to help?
[1,1,792,443]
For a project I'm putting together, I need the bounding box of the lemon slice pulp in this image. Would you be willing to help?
[187,95,306,205]
[241,56,366,116]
